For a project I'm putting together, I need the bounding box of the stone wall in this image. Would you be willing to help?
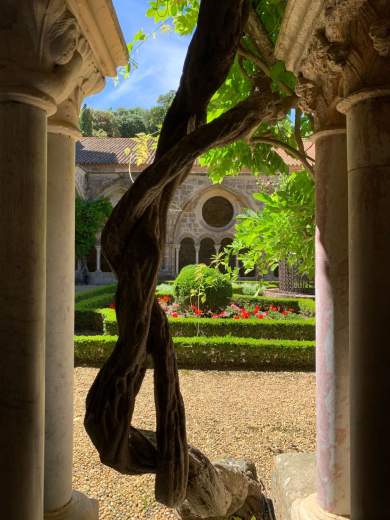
[77,164,280,281]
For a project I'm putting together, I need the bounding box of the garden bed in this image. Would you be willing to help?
[75,308,315,341]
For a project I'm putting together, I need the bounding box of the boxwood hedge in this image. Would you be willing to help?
[99,310,314,341]
[74,335,315,370]
[231,294,315,316]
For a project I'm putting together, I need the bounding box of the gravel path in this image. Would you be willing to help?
[74,368,315,519]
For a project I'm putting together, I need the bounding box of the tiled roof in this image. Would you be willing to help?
[76,136,315,171]
[76,137,155,166]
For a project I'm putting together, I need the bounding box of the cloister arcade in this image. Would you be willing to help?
[75,137,268,282]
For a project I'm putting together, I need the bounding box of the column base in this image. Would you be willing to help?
[292,494,348,520]
[44,491,99,520]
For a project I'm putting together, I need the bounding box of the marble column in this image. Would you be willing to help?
[195,245,200,264]
[314,129,349,516]
[0,100,47,520]
[95,244,102,272]
[175,245,180,276]
[45,119,98,518]
[343,90,390,520]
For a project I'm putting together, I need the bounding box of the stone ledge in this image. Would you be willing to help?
[272,452,315,520]
[44,491,98,520]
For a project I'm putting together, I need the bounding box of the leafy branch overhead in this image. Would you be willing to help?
[126,0,314,181]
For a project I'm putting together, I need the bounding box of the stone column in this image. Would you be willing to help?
[286,127,350,520]
[175,245,180,276]
[0,99,47,520]
[313,128,349,516]
[335,9,390,518]
[95,244,102,272]
[45,79,102,520]
[0,3,86,518]
[195,245,200,264]
[340,89,390,520]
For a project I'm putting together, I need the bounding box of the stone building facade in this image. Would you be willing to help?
[76,137,284,283]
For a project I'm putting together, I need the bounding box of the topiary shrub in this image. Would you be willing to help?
[174,264,232,310]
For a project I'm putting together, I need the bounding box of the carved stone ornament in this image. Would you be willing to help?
[0,0,87,115]
[49,36,105,138]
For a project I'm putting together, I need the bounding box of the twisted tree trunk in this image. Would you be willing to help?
[84,1,293,517]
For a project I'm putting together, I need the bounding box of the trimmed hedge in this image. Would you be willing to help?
[101,310,315,341]
[74,309,104,333]
[74,335,315,370]
[75,284,116,303]
[231,294,315,316]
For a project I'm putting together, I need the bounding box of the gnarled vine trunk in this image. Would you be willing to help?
[84,1,293,517]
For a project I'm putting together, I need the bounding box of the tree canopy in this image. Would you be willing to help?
[132,0,314,182]
[226,170,315,278]
[79,90,176,138]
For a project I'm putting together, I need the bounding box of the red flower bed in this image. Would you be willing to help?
[108,295,299,321]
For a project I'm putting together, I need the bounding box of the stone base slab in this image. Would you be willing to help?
[272,453,316,520]
[292,494,348,520]
[272,454,349,520]
[44,491,98,520]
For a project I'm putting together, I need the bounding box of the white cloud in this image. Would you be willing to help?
[87,33,189,109]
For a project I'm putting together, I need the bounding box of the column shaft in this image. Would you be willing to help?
[348,96,390,520]
[96,245,102,272]
[175,246,180,275]
[315,131,349,515]
[195,246,200,264]
[45,132,75,512]
[0,102,46,519]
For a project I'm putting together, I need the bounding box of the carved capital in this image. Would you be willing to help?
[49,37,105,138]
[296,75,345,132]
[0,0,89,114]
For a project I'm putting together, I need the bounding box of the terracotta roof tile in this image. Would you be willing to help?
[76,136,315,171]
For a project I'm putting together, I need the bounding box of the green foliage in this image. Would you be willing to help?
[75,197,112,260]
[231,294,315,316]
[75,334,315,370]
[156,283,174,296]
[75,284,117,304]
[225,170,315,278]
[79,92,175,138]
[80,104,93,136]
[74,309,104,334]
[147,90,176,130]
[174,264,232,310]
[101,309,315,340]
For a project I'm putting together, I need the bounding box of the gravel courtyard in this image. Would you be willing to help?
[74,368,315,519]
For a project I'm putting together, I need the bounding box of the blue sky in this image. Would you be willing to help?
[85,0,191,110]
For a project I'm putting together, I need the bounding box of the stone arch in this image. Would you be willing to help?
[179,237,196,271]
[199,237,216,266]
[98,180,128,207]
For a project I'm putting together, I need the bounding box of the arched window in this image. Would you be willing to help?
[179,237,196,271]
[199,238,216,266]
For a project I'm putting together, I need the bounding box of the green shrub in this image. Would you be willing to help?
[75,293,114,311]
[74,335,315,370]
[74,309,104,334]
[75,284,116,303]
[240,282,265,296]
[156,283,174,296]
[102,310,315,341]
[298,298,316,317]
[174,264,232,310]
[231,294,315,315]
